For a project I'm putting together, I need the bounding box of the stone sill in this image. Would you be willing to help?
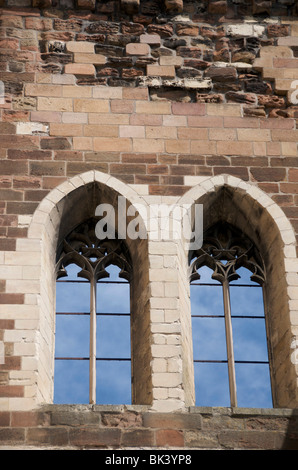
[39,403,298,418]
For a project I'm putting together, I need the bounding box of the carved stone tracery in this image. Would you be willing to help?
[56,218,132,283]
[189,222,266,285]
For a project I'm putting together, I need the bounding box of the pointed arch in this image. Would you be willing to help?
[28,171,152,406]
[177,175,298,408]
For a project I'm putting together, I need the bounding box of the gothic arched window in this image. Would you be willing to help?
[190,222,273,408]
[54,218,132,405]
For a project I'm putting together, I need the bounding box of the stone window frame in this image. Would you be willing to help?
[179,174,298,409]
[27,171,152,408]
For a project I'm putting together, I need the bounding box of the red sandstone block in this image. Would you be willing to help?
[0,385,24,398]
[260,118,295,129]
[156,429,184,447]
[73,137,93,150]
[126,43,150,55]
[110,100,134,114]
[272,129,298,142]
[166,139,190,154]
[64,63,96,76]
[30,111,61,123]
[190,140,217,155]
[135,101,171,115]
[50,123,83,137]
[178,128,208,140]
[0,293,24,304]
[147,65,175,77]
[224,117,260,128]
[237,128,271,142]
[172,102,206,116]
[130,114,162,126]
[273,58,298,68]
[25,84,62,97]
[288,169,298,182]
[84,125,119,137]
[188,116,223,127]
[122,88,148,100]
[93,137,132,152]
[74,99,109,113]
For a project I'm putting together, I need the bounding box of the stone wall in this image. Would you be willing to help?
[0,405,298,449]
[0,0,298,450]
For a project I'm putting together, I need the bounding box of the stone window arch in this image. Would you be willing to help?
[28,171,152,407]
[177,175,298,409]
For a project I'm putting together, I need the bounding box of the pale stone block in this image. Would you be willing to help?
[6,280,40,294]
[285,258,298,273]
[14,342,36,356]
[152,388,169,400]
[164,309,180,323]
[151,398,184,412]
[150,297,178,309]
[93,86,122,99]
[153,333,167,345]
[9,398,38,411]
[164,283,180,298]
[128,184,149,196]
[22,266,41,280]
[151,323,181,334]
[149,241,177,255]
[18,215,32,228]
[4,252,41,266]
[0,305,39,319]
[151,358,167,373]
[149,268,178,282]
[16,239,41,252]
[150,309,165,323]
[152,372,182,387]
[151,344,181,358]
[167,357,182,373]
[66,41,95,53]
[288,287,298,300]
[0,265,21,279]
[16,122,49,135]
[150,281,164,297]
[226,24,253,37]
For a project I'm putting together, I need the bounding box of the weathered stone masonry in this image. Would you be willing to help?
[0,0,298,449]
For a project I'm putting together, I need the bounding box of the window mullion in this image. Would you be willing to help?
[222,279,237,408]
[89,277,97,405]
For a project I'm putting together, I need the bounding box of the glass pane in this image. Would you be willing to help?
[190,284,223,316]
[194,362,230,407]
[54,359,89,404]
[232,317,269,363]
[230,285,264,317]
[55,314,89,358]
[97,265,130,314]
[235,363,273,408]
[97,315,131,359]
[96,360,131,405]
[192,317,227,361]
[56,265,90,314]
